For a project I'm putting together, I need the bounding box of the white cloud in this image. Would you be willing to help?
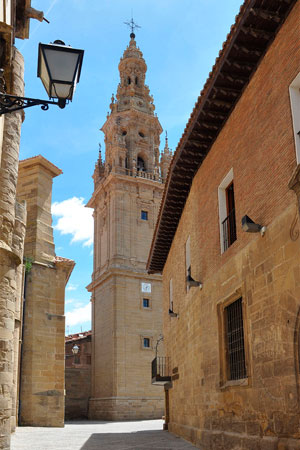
[52,197,93,247]
[66,283,78,292]
[66,302,91,327]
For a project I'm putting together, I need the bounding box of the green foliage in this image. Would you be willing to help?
[24,257,33,274]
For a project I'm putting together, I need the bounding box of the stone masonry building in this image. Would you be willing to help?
[148,0,300,449]
[16,156,74,427]
[0,2,45,449]
[87,33,172,420]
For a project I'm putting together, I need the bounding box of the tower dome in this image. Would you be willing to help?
[115,36,154,115]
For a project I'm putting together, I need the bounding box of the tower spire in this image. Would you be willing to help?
[124,17,141,39]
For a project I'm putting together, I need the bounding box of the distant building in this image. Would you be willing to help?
[148,0,300,448]
[65,331,92,420]
[87,32,172,420]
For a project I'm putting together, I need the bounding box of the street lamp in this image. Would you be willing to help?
[0,40,84,115]
[72,344,80,355]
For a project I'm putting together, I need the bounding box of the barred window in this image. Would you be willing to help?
[225,298,247,380]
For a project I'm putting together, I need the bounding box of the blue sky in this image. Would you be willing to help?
[16,0,242,334]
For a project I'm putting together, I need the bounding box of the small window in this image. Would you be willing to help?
[169,279,173,312]
[222,182,237,251]
[143,298,150,308]
[141,210,148,220]
[139,131,145,138]
[143,338,150,348]
[218,169,237,253]
[86,355,91,365]
[122,130,127,136]
[135,76,138,85]
[128,77,131,85]
[74,355,80,364]
[225,298,247,380]
[185,236,191,292]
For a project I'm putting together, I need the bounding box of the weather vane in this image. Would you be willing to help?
[124,17,141,38]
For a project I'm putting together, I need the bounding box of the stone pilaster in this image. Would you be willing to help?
[0,47,25,450]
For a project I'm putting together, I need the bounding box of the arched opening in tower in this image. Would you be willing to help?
[137,156,146,172]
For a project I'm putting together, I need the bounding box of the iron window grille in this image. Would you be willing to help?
[222,208,237,251]
[225,297,247,380]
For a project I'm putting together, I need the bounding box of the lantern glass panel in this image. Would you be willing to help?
[38,43,84,101]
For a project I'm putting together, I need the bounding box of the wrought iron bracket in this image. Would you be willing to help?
[0,93,66,115]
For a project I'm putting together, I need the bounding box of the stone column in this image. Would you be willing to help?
[0,47,25,450]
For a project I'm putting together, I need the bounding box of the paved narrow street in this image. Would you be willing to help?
[11,419,198,450]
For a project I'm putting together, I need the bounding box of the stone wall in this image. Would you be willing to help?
[65,368,91,420]
[162,2,300,449]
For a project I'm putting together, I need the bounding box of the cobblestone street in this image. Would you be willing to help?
[11,420,198,450]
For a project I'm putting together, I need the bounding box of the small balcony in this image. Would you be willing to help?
[222,208,237,251]
[151,356,171,385]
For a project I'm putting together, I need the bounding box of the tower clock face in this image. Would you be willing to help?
[141,282,151,293]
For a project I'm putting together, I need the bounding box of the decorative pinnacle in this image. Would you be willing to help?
[124,17,141,39]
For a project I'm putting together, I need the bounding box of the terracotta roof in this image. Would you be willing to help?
[65,331,92,343]
[55,256,75,263]
[147,0,297,274]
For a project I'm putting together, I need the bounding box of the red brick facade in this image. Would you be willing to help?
[149,1,300,448]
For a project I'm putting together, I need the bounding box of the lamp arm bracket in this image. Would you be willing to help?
[0,93,66,115]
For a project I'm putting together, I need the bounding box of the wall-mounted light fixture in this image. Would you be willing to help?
[168,309,179,318]
[241,215,266,236]
[72,344,80,355]
[0,40,84,115]
[186,273,203,289]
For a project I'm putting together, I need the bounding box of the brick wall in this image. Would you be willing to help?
[162,2,300,449]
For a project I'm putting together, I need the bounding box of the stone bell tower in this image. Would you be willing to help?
[87,32,172,420]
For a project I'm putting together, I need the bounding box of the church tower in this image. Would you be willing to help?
[87,31,172,420]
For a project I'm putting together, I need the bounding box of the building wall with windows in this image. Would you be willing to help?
[148,1,300,448]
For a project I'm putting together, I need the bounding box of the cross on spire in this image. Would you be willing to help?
[124,17,141,39]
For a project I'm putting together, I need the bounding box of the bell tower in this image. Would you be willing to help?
[87,32,172,420]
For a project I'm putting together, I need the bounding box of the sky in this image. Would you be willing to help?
[16,0,242,335]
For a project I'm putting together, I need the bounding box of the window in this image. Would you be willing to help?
[135,76,138,85]
[127,76,131,85]
[289,72,300,162]
[185,236,191,292]
[86,355,91,365]
[225,298,247,380]
[222,182,237,251]
[74,355,80,364]
[141,210,148,220]
[169,279,173,311]
[218,169,236,253]
[143,298,150,308]
[139,131,145,138]
[143,338,150,348]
